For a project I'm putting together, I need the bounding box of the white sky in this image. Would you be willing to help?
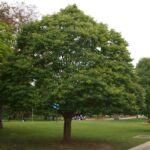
[3,0,150,66]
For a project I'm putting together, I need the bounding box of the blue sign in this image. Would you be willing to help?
[52,103,60,110]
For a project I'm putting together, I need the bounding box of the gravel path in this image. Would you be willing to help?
[129,142,150,150]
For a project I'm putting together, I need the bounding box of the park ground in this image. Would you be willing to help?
[0,118,150,150]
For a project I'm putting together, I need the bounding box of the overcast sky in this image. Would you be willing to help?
[3,0,150,65]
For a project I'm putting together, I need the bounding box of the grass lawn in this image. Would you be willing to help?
[0,118,150,150]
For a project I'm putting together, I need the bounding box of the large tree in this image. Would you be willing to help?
[16,5,144,142]
[0,22,14,128]
[136,58,150,117]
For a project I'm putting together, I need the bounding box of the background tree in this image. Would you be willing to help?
[2,55,35,120]
[0,1,39,127]
[0,1,38,32]
[136,58,150,117]
[16,5,144,142]
[0,22,14,128]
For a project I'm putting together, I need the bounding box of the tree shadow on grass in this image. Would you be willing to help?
[0,139,112,150]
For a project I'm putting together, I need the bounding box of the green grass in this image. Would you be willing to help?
[0,118,150,150]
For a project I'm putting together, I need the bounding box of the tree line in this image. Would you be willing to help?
[0,1,150,143]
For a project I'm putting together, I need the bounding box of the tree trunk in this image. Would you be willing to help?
[113,114,119,120]
[147,116,150,123]
[0,106,3,129]
[63,115,72,143]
